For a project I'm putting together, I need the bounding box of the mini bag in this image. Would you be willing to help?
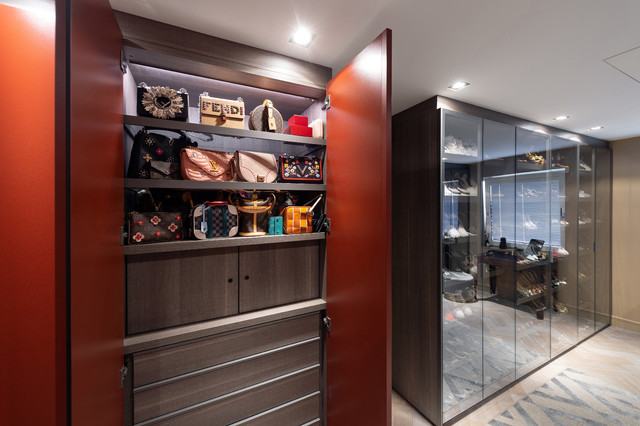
[248,99,284,133]
[199,93,245,129]
[181,147,235,181]
[129,211,184,244]
[281,194,323,234]
[234,193,276,236]
[233,151,278,183]
[279,155,323,183]
[191,201,238,239]
[137,83,189,121]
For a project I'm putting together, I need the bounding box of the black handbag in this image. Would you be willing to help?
[127,128,196,179]
[278,155,323,182]
[137,83,189,121]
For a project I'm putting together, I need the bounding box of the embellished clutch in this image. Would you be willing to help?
[137,83,189,121]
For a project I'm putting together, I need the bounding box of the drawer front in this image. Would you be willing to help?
[134,339,320,423]
[229,392,321,426]
[126,248,238,334]
[141,367,320,426]
[133,314,320,387]
[239,241,320,313]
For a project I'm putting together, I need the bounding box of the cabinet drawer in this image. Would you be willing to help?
[126,248,238,334]
[229,392,320,426]
[133,313,320,387]
[134,339,320,423]
[239,241,320,312]
[139,366,320,426]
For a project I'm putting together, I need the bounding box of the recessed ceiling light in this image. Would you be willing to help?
[553,115,570,121]
[290,28,315,47]
[448,81,470,91]
[588,126,604,131]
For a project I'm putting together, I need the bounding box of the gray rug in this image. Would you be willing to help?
[488,368,640,425]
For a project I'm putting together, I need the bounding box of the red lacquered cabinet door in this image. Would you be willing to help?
[326,29,392,426]
[66,0,124,424]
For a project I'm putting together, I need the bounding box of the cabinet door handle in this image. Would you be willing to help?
[228,278,234,283]
[244,275,250,280]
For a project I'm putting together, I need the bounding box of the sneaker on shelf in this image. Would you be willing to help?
[457,225,469,238]
[447,227,460,238]
[554,247,569,256]
[579,190,591,198]
[579,159,591,171]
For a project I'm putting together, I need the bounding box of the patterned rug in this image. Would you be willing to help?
[489,367,640,425]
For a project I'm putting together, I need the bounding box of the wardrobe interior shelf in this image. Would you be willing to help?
[516,292,545,305]
[124,298,327,355]
[477,255,550,271]
[124,115,326,147]
[124,232,326,255]
[125,178,326,192]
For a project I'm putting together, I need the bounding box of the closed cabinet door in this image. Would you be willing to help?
[239,241,320,313]
[127,248,239,334]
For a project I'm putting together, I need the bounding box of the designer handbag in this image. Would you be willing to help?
[181,147,235,181]
[191,201,238,239]
[281,195,323,234]
[129,211,184,244]
[279,155,323,183]
[127,128,196,179]
[199,93,245,129]
[234,192,276,236]
[233,151,278,183]
[137,83,189,121]
[149,161,181,179]
[248,99,284,133]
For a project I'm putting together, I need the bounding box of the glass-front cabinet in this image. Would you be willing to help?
[392,96,612,426]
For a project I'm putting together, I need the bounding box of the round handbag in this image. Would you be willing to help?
[248,99,284,133]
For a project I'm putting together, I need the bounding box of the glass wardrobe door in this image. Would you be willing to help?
[481,119,516,398]
[578,146,595,339]
[441,109,483,419]
[550,137,579,357]
[595,147,612,331]
[515,127,551,378]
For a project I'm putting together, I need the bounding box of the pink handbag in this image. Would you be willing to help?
[181,147,235,181]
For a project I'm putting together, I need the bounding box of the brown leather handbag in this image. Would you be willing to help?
[234,192,276,236]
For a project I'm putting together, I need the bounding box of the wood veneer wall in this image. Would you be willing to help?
[611,137,640,332]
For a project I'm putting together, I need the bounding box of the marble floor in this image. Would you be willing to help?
[392,325,640,425]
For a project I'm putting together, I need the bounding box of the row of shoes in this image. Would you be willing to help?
[517,282,545,298]
[517,151,546,166]
[443,135,478,157]
[551,274,567,287]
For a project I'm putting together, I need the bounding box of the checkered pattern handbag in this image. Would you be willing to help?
[191,202,238,239]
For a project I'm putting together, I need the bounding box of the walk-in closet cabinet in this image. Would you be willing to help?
[113,12,392,426]
[392,96,611,425]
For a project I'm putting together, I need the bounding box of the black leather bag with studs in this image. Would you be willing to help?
[127,128,196,179]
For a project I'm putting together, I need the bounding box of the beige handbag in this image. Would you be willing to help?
[199,93,245,129]
[233,151,278,183]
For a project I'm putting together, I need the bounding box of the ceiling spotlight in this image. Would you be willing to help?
[588,126,604,131]
[553,115,570,121]
[290,28,315,47]
[448,81,470,91]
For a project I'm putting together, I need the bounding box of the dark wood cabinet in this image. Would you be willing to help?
[239,241,321,312]
[113,12,391,425]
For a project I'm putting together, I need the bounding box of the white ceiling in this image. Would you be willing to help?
[109,0,640,141]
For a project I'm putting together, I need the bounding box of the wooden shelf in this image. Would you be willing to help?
[124,115,326,146]
[124,178,326,192]
[517,292,544,305]
[124,298,327,354]
[124,232,326,255]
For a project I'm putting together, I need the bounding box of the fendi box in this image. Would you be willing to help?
[199,93,245,129]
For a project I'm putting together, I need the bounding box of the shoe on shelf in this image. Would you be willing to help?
[579,159,591,171]
[579,190,591,198]
[447,227,460,238]
[457,224,469,238]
